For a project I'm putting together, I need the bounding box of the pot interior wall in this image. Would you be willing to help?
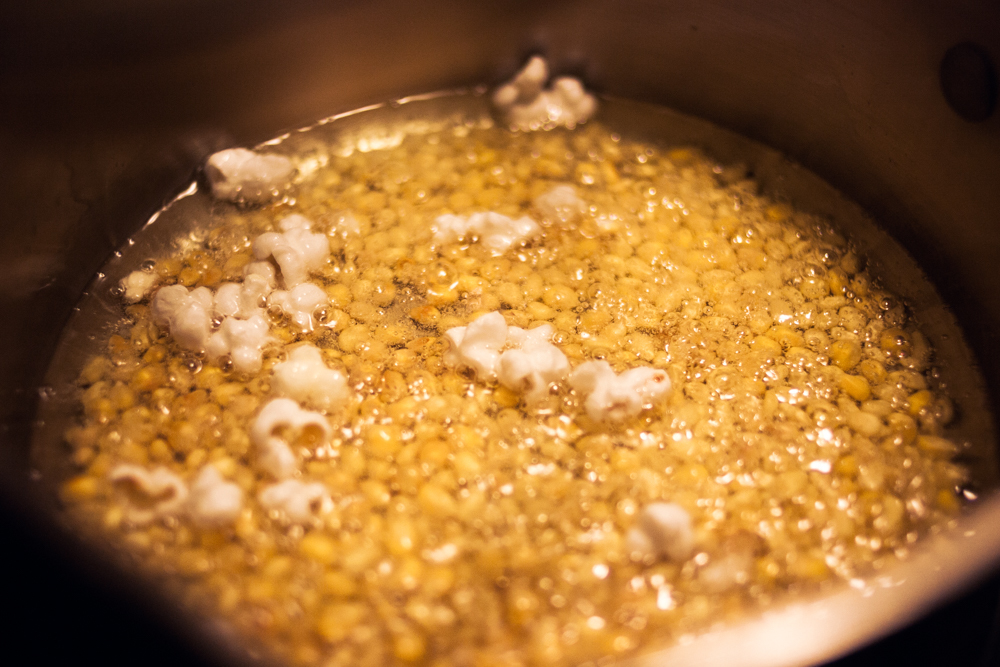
[2,2,1000,666]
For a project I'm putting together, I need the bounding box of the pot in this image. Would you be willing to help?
[2,1,1000,665]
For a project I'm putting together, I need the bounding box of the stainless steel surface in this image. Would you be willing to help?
[2,1,1000,665]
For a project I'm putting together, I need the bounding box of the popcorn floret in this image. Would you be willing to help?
[626,502,695,562]
[251,398,332,478]
[187,465,244,527]
[205,148,296,204]
[569,360,671,422]
[432,211,540,255]
[271,344,349,412]
[109,464,188,524]
[253,215,329,287]
[258,479,331,523]
[269,282,328,332]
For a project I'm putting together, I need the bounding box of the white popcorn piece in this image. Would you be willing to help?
[268,282,328,332]
[497,324,570,402]
[432,211,540,255]
[533,185,588,224]
[626,502,695,562]
[444,313,570,401]
[213,263,275,320]
[204,313,271,374]
[187,465,244,528]
[258,479,331,524]
[253,214,329,287]
[205,147,296,204]
[492,56,598,131]
[251,398,332,478]
[151,284,214,352]
[492,55,548,108]
[569,360,672,422]
[271,344,349,412]
[109,464,188,525]
[443,311,508,380]
[120,270,159,304]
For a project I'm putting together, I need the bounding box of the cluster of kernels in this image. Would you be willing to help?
[57,118,968,667]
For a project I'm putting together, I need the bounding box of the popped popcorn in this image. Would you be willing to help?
[258,479,331,524]
[250,398,332,478]
[253,214,329,287]
[271,344,350,412]
[492,55,598,131]
[204,313,271,374]
[443,311,508,380]
[569,360,672,421]
[497,324,570,402]
[150,285,214,352]
[213,262,276,320]
[120,269,159,304]
[533,184,588,224]
[268,282,328,332]
[626,502,695,562]
[445,313,570,401]
[187,465,244,528]
[108,464,188,525]
[432,211,540,255]
[204,147,296,204]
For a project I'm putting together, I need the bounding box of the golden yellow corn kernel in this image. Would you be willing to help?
[450,425,485,451]
[526,301,556,321]
[79,356,111,385]
[839,374,871,402]
[884,412,917,447]
[765,203,793,222]
[835,454,859,477]
[766,324,804,348]
[879,327,911,356]
[322,571,358,598]
[299,532,338,564]
[936,488,961,513]
[846,362,880,393]
[177,266,201,286]
[493,385,520,408]
[385,518,417,556]
[409,305,441,328]
[789,554,829,581]
[829,339,862,371]
[326,283,352,308]
[200,265,223,287]
[393,630,427,663]
[339,324,370,354]
[321,573,371,622]
[827,267,848,294]
[367,424,403,457]
[907,389,934,416]
[222,252,250,276]
[750,335,783,357]
[418,483,456,517]
[917,435,959,457]
[61,475,99,502]
[186,448,208,470]
[176,549,212,576]
[155,256,181,278]
[848,411,883,437]
[370,280,397,307]
[542,284,578,310]
[421,281,458,307]
[453,450,482,479]
[244,576,276,604]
